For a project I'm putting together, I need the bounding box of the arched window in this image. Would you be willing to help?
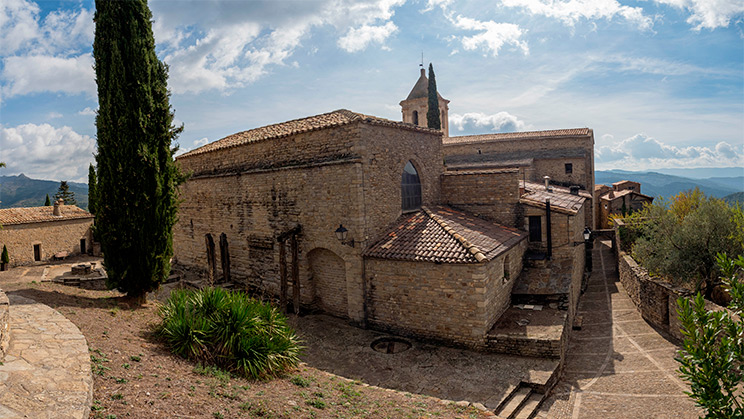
[401,161,422,211]
[412,110,419,126]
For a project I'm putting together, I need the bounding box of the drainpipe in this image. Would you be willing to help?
[546,199,552,260]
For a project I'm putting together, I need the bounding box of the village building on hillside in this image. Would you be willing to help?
[173,69,596,350]
[596,180,653,229]
[0,200,93,266]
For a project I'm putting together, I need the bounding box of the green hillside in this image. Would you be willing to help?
[0,174,89,210]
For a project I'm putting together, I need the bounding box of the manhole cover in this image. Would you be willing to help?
[371,337,412,354]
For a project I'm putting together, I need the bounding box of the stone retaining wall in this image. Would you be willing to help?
[487,336,561,358]
[0,291,8,360]
[615,251,736,342]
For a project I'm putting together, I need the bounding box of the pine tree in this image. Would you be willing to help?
[426,63,441,130]
[54,181,77,205]
[94,0,183,303]
[44,194,51,206]
[88,163,97,215]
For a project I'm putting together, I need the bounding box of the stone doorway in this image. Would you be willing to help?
[308,248,347,318]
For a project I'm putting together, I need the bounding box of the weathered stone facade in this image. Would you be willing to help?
[441,169,522,228]
[366,239,526,348]
[442,129,596,229]
[0,206,93,266]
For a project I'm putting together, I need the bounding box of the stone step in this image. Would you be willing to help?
[495,386,532,419]
[513,391,543,419]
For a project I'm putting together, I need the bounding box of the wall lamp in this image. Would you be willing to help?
[574,227,592,246]
[334,224,355,248]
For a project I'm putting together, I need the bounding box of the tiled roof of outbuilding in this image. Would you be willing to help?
[364,206,526,264]
[0,206,93,226]
[600,189,653,201]
[443,128,592,145]
[521,181,593,199]
[519,182,587,214]
[178,109,439,158]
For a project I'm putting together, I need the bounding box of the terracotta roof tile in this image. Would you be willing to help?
[601,189,653,201]
[178,109,439,159]
[521,180,593,199]
[443,128,592,145]
[519,183,586,214]
[364,205,526,264]
[0,206,93,226]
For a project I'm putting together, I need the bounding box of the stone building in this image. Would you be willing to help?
[597,180,653,228]
[400,67,450,136]
[173,69,595,349]
[0,201,93,266]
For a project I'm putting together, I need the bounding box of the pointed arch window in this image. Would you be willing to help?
[401,161,422,211]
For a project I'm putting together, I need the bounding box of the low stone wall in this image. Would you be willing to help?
[616,251,729,342]
[487,335,561,358]
[0,291,9,360]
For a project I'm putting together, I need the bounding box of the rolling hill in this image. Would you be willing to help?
[0,174,89,210]
[595,170,743,200]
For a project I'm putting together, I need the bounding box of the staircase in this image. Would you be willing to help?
[494,383,547,419]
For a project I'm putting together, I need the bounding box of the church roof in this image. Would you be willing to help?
[178,109,439,159]
[444,128,592,145]
[364,205,526,264]
[0,206,93,226]
[402,68,449,102]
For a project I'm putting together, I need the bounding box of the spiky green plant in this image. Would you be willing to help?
[157,288,301,379]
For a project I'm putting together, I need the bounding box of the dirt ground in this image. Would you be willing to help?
[0,260,492,419]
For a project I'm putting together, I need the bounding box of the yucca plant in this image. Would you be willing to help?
[157,287,301,379]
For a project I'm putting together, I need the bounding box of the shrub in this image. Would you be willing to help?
[157,287,301,379]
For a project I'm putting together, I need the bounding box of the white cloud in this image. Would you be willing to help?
[194,137,209,147]
[1,53,95,98]
[450,16,529,56]
[47,112,62,119]
[151,0,406,94]
[338,21,398,52]
[0,123,95,182]
[78,107,96,116]
[0,0,40,55]
[449,111,528,133]
[654,0,744,30]
[595,133,744,168]
[501,0,654,30]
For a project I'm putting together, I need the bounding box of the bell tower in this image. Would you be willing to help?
[399,65,449,137]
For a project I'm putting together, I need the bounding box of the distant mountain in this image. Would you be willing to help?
[651,167,744,179]
[0,174,89,210]
[595,170,743,200]
[723,192,744,206]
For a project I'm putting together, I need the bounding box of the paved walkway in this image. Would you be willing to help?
[0,294,92,418]
[538,240,701,418]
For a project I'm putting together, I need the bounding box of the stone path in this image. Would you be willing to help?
[0,294,92,418]
[537,240,701,418]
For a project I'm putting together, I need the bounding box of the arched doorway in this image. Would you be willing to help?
[308,248,347,318]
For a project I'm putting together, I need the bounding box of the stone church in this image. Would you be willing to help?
[173,69,595,350]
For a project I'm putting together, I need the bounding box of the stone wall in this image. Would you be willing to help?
[443,132,596,229]
[441,169,521,228]
[0,219,93,266]
[365,240,526,348]
[0,291,8,360]
[617,251,696,342]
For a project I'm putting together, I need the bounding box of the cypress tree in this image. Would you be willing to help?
[88,163,97,215]
[426,63,441,130]
[94,0,183,303]
[44,194,51,206]
[54,181,77,205]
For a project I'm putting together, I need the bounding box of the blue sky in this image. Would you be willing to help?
[1,0,742,182]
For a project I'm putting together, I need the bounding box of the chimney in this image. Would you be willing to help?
[53,199,63,216]
[570,185,580,195]
[420,67,426,77]
[543,176,551,191]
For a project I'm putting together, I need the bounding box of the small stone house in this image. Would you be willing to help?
[597,180,653,228]
[0,201,94,266]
